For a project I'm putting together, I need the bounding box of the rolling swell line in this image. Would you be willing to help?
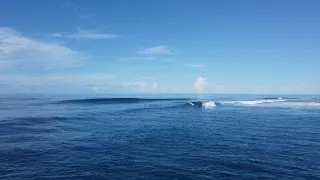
[57,98,191,105]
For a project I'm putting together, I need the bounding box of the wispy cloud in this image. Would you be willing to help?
[51,33,63,37]
[100,81,148,91]
[139,45,173,55]
[0,74,162,93]
[67,32,119,39]
[91,81,150,93]
[119,57,156,60]
[164,58,181,63]
[73,9,97,19]
[0,74,114,85]
[184,64,207,68]
[0,27,86,69]
[51,28,119,40]
[61,2,97,20]
[137,76,155,80]
[127,81,148,88]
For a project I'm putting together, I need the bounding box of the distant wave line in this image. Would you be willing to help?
[57,98,191,104]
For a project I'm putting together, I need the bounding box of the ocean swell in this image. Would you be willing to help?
[58,98,190,105]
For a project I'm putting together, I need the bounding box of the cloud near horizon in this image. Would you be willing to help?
[153,82,159,90]
[194,77,207,93]
[90,81,150,93]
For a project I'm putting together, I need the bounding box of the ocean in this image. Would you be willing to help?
[0,94,319,180]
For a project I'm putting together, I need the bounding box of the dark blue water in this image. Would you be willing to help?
[1,94,319,179]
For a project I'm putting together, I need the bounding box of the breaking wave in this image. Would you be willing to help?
[57,97,320,109]
[221,99,285,105]
[220,97,320,108]
[182,97,320,109]
[185,101,217,108]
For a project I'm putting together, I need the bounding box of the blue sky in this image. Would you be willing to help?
[0,0,319,94]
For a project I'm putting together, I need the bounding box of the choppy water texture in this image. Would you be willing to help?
[0,94,320,180]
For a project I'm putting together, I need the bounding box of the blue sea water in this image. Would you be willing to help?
[0,94,319,180]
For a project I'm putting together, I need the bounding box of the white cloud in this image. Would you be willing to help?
[119,57,156,60]
[139,45,173,54]
[0,27,86,69]
[51,28,119,40]
[194,77,207,93]
[67,32,118,39]
[153,82,159,90]
[185,64,207,68]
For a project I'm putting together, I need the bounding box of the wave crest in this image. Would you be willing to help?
[220,98,320,108]
[186,101,217,108]
[221,99,285,105]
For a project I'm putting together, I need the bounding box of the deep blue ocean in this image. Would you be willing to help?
[0,94,319,180]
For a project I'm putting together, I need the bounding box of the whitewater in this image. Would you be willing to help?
[184,97,320,109]
[53,96,320,109]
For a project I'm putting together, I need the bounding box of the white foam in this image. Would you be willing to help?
[221,99,285,105]
[261,99,286,103]
[202,101,217,108]
[220,100,320,108]
[269,102,320,108]
[238,100,264,105]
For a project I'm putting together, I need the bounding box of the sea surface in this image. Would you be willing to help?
[0,94,319,180]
